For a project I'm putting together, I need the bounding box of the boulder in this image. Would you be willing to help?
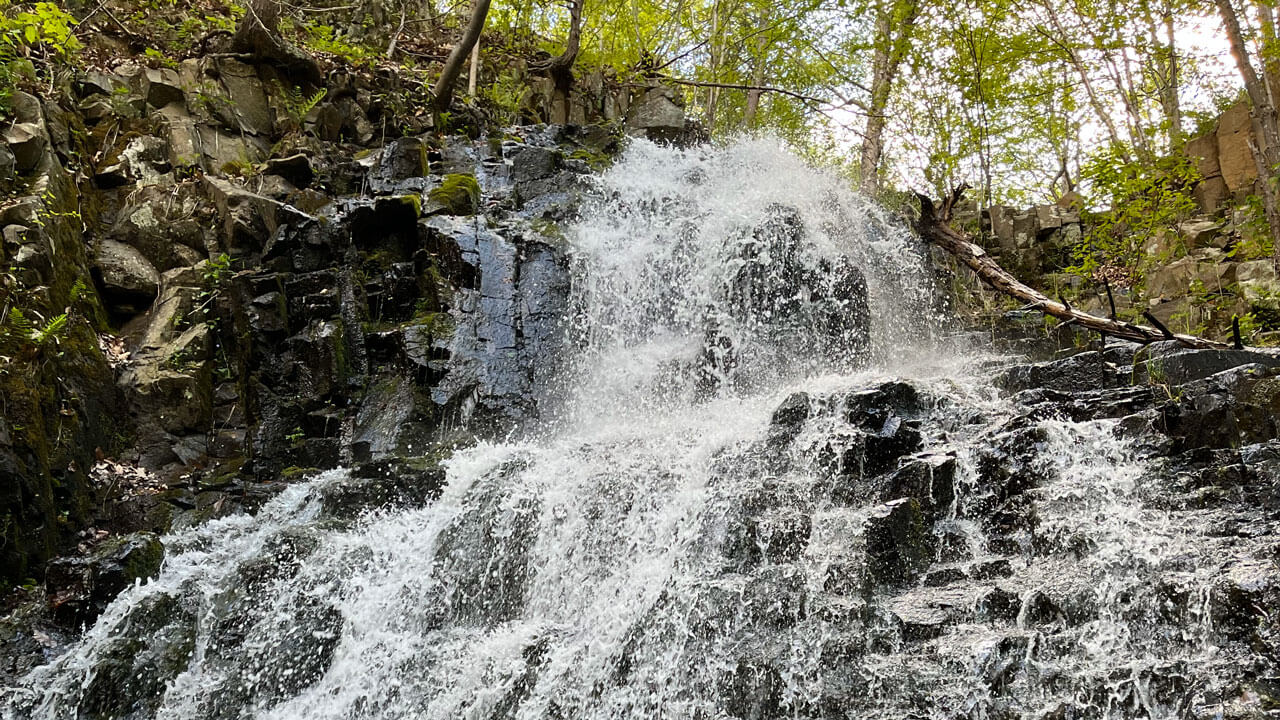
[1185,129,1221,179]
[144,68,184,108]
[1140,341,1280,386]
[215,59,274,135]
[0,145,13,191]
[204,175,312,254]
[368,138,427,192]
[625,85,687,143]
[427,174,481,216]
[508,145,561,183]
[1146,255,1234,299]
[46,533,165,625]
[863,498,932,586]
[96,239,161,311]
[988,205,1015,244]
[1192,176,1231,216]
[3,122,46,173]
[1178,218,1226,249]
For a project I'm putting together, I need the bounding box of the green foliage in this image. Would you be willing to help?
[143,47,178,69]
[29,312,66,348]
[301,24,378,65]
[279,86,327,128]
[1069,147,1200,282]
[0,2,81,59]
[0,1,80,115]
[1227,194,1274,261]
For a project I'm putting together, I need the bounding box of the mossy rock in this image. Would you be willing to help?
[428,174,481,216]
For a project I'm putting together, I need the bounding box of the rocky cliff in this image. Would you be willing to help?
[0,42,709,602]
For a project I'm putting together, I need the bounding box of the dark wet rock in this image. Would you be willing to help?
[509,144,562,182]
[1155,365,1280,452]
[975,586,1022,622]
[844,381,926,425]
[263,153,314,188]
[71,592,197,719]
[877,453,957,520]
[997,349,1134,394]
[720,658,785,720]
[767,392,811,445]
[755,509,812,563]
[1210,559,1277,642]
[864,499,933,586]
[434,469,539,626]
[428,217,571,432]
[1140,341,1280,386]
[46,533,164,625]
[367,137,428,193]
[205,175,313,256]
[726,204,871,364]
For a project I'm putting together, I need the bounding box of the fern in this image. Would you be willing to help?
[282,87,327,124]
[29,312,66,347]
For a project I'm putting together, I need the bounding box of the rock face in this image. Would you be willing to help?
[625,84,708,146]
[0,46,628,594]
[983,202,1081,277]
[1218,101,1258,195]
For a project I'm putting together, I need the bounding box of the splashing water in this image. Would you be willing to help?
[2,139,1241,720]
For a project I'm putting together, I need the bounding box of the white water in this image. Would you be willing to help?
[3,139,1232,720]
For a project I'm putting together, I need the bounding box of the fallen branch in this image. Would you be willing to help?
[914,186,1228,349]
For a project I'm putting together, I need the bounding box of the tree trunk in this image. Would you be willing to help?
[230,0,321,84]
[1215,0,1280,273]
[915,187,1227,348]
[742,17,769,128]
[1037,4,1128,159]
[468,37,480,97]
[432,0,492,113]
[1161,12,1183,148]
[545,0,584,119]
[858,0,919,195]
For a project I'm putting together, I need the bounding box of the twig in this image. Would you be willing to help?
[386,0,409,59]
[1103,278,1117,319]
[1141,311,1176,340]
[626,78,829,107]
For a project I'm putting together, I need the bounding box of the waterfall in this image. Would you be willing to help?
[2,139,1241,720]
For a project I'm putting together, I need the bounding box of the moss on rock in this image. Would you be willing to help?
[428,174,480,216]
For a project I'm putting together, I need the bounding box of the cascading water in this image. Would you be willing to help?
[2,139,1261,720]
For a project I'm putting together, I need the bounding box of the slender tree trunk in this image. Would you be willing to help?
[742,16,769,128]
[1216,0,1280,272]
[432,0,492,113]
[859,0,919,195]
[468,37,480,97]
[1039,5,1128,159]
[705,0,722,133]
[1161,12,1183,148]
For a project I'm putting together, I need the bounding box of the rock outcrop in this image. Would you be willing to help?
[0,53,624,594]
